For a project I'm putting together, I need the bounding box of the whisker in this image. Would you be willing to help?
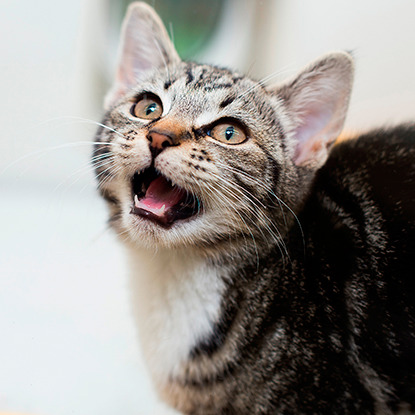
[90,152,115,165]
[1,141,120,177]
[209,164,293,247]
[96,163,122,188]
[153,37,171,85]
[202,179,258,264]
[207,170,289,263]
[204,172,277,258]
[215,161,304,247]
[80,162,123,195]
[53,154,117,194]
[238,65,294,99]
[39,115,128,140]
[168,22,175,48]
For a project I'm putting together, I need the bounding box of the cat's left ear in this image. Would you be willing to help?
[270,52,354,168]
[105,2,181,109]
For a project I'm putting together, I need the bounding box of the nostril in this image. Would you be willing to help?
[148,130,174,151]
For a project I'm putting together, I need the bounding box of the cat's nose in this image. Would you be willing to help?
[148,130,174,158]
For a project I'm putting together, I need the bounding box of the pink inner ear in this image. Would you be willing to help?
[293,100,338,167]
[104,3,181,110]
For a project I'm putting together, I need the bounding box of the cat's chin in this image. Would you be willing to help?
[129,204,202,231]
[123,212,208,250]
[130,206,200,228]
[121,201,240,251]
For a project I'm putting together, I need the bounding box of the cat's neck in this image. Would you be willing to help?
[126,245,229,384]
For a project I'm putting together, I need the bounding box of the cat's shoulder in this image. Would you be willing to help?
[297,125,415,274]
[320,124,415,195]
[331,124,415,165]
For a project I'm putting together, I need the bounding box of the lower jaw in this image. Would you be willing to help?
[121,215,201,250]
[129,209,201,230]
[124,214,251,256]
[131,209,200,229]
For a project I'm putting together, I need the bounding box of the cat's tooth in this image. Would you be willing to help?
[160,204,166,214]
[134,194,140,207]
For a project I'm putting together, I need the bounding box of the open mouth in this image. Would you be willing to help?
[130,167,201,228]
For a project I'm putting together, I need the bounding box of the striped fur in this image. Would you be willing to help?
[93,3,415,414]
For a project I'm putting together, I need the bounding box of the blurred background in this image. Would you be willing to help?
[1,0,414,414]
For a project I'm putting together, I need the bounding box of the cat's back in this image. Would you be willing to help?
[325,124,415,220]
[308,124,415,277]
[318,125,415,264]
[299,125,415,407]
[312,124,415,279]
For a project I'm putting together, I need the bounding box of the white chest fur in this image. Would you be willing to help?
[127,248,227,383]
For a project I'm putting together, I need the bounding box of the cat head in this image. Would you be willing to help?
[94,2,354,255]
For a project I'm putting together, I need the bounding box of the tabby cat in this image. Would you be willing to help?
[93,3,415,414]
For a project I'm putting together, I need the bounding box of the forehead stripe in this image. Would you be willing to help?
[186,67,194,85]
[219,95,236,108]
[164,78,177,89]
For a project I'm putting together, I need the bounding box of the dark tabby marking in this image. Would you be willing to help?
[93,3,415,414]
[185,65,194,85]
[219,95,236,108]
[190,126,415,413]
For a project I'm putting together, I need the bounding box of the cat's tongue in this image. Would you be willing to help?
[134,176,186,221]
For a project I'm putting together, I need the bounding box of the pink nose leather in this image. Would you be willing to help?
[148,131,173,149]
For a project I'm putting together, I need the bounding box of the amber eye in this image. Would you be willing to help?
[209,122,247,145]
[131,95,163,120]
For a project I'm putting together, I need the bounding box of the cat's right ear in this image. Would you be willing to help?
[104,2,181,109]
[270,52,354,169]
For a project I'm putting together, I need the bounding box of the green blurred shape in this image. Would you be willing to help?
[111,0,225,59]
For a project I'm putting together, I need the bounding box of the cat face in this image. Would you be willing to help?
[95,63,288,250]
[94,2,354,252]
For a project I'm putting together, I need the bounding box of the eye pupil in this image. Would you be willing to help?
[146,103,157,116]
[225,126,235,140]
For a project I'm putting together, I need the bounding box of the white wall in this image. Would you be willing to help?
[1,1,159,414]
[1,0,415,184]
[0,1,414,414]
[248,0,415,131]
[1,0,414,185]
[1,0,85,185]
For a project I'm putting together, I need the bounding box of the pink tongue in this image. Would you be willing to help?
[135,176,186,216]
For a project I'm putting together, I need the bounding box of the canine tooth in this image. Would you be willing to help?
[134,194,139,207]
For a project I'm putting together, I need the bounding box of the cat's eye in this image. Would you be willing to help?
[131,95,163,120]
[208,122,247,145]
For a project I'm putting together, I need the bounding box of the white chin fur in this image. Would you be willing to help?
[120,200,238,250]
[122,212,203,249]
[127,246,227,384]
